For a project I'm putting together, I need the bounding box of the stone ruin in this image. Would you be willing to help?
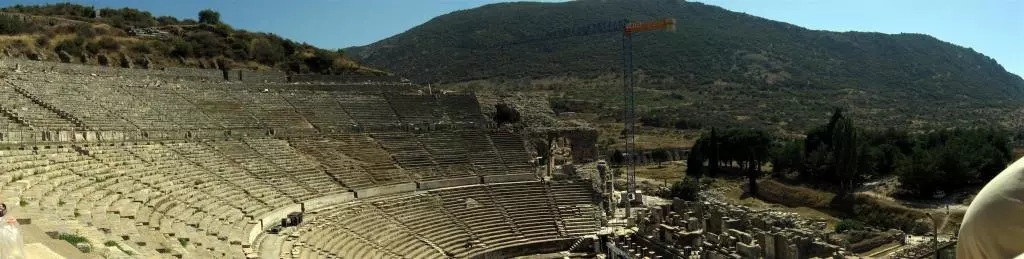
[633,199,852,259]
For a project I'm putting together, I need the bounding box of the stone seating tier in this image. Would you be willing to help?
[295,182,601,258]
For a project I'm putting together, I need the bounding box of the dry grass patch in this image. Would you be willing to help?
[851,193,929,234]
[757,179,835,209]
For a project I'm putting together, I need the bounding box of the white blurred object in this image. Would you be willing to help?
[0,217,25,259]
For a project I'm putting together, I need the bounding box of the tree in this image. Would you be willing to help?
[686,140,704,177]
[198,9,221,25]
[771,140,803,174]
[707,128,720,177]
[832,117,859,193]
[304,50,335,73]
[896,148,942,198]
[610,149,625,165]
[651,149,670,165]
[669,178,700,201]
[493,103,521,127]
[250,38,286,65]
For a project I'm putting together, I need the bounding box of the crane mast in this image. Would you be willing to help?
[621,18,675,219]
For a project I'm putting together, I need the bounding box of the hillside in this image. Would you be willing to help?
[0,3,385,75]
[348,0,1024,134]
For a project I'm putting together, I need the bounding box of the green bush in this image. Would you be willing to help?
[59,233,89,245]
[55,37,86,56]
[186,31,225,57]
[156,15,179,26]
[103,240,117,247]
[835,219,865,233]
[170,39,192,57]
[100,7,157,29]
[198,9,221,25]
[668,178,700,201]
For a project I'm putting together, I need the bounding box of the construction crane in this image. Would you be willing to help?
[620,18,675,219]
[492,18,676,219]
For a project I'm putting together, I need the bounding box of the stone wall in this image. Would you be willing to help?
[164,67,226,81]
[418,176,481,190]
[354,183,418,198]
[253,83,417,92]
[238,69,287,83]
[481,173,536,183]
[290,74,404,84]
[0,57,226,82]
[469,239,576,259]
[302,192,356,212]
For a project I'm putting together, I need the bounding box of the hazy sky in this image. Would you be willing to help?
[4,0,1022,76]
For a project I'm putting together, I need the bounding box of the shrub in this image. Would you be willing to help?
[103,241,117,247]
[128,41,150,54]
[58,233,88,245]
[84,40,100,54]
[198,9,221,25]
[35,35,50,47]
[186,31,225,57]
[55,37,86,56]
[178,238,188,247]
[156,15,179,26]
[74,23,95,38]
[100,7,157,29]
[170,39,192,57]
[249,38,285,65]
[97,37,119,51]
[668,178,700,201]
[8,39,28,49]
[835,219,866,233]
[304,50,335,73]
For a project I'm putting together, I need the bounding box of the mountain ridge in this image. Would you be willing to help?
[347,0,1024,133]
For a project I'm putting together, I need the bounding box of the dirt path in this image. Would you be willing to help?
[856,177,968,234]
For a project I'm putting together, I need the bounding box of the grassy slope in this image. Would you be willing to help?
[0,5,385,74]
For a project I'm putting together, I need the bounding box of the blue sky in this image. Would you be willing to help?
[3,0,1021,76]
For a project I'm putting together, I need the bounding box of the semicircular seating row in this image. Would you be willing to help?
[286,181,603,259]
[0,79,488,133]
[0,130,543,258]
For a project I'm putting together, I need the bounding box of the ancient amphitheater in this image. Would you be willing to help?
[0,58,604,258]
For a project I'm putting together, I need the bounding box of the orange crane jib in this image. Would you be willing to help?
[624,18,677,35]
